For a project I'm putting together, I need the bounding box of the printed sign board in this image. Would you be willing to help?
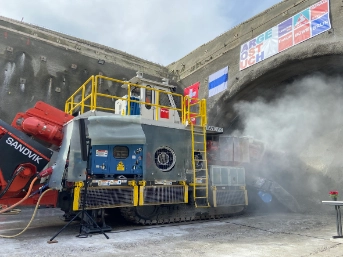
[239,0,331,71]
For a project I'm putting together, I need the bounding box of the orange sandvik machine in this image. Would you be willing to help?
[0,101,73,208]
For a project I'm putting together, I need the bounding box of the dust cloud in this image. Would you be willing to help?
[234,74,343,212]
[235,75,343,157]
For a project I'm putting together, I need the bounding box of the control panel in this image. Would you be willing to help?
[91,144,144,176]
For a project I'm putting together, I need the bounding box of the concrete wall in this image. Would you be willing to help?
[167,0,343,127]
[0,0,342,127]
[0,16,170,123]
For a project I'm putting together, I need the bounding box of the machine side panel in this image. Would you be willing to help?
[49,121,75,188]
[64,119,88,183]
[142,124,191,181]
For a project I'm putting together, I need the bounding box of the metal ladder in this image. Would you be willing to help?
[189,100,210,208]
[167,93,177,108]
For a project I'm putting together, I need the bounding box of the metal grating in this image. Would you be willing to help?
[210,166,245,187]
[215,190,246,206]
[142,185,185,204]
[79,187,134,209]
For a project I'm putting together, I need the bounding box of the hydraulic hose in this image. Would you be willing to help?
[0,205,21,215]
[0,188,53,238]
[0,167,26,199]
[0,177,38,214]
[0,165,54,214]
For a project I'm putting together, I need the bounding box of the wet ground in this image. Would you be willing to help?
[0,207,342,257]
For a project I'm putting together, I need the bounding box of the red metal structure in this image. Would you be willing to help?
[11,101,73,146]
[0,102,73,208]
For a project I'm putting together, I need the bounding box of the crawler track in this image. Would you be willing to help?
[120,204,245,225]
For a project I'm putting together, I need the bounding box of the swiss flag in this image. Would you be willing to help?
[184,82,200,105]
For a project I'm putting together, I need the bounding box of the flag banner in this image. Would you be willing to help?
[239,0,330,71]
[184,82,200,105]
[208,66,228,97]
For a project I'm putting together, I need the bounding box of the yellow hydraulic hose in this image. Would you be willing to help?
[0,188,53,238]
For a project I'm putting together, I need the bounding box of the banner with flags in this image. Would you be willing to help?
[208,66,228,97]
[239,0,331,71]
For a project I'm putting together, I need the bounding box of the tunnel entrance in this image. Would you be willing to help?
[210,54,343,214]
[211,54,343,132]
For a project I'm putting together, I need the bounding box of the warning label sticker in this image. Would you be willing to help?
[117,161,125,171]
[96,150,108,157]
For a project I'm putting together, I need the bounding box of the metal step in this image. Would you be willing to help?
[189,183,207,187]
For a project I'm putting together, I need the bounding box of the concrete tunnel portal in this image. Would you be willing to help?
[206,54,343,213]
[210,54,343,132]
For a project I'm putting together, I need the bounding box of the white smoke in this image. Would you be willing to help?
[234,75,343,159]
[234,75,343,212]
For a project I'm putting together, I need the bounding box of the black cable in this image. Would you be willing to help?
[0,167,24,199]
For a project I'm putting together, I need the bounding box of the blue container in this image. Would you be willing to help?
[126,96,140,115]
[258,191,272,203]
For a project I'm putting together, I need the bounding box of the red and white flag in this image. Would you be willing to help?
[184,82,200,105]
[184,82,200,124]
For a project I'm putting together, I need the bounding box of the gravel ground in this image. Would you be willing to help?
[0,208,342,257]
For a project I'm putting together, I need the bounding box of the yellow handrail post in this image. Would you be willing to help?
[185,95,190,125]
[81,86,85,114]
[71,98,74,114]
[201,99,207,127]
[92,75,97,110]
[155,91,159,121]
[181,95,184,124]
[127,83,131,115]
[65,101,69,113]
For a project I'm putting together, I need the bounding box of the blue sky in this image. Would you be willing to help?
[0,0,282,65]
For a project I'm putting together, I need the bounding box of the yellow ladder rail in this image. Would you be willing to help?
[190,106,210,208]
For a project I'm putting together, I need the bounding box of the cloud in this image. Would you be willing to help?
[0,0,281,65]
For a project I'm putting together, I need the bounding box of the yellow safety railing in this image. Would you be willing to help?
[65,75,206,126]
[65,76,94,114]
[183,96,207,127]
